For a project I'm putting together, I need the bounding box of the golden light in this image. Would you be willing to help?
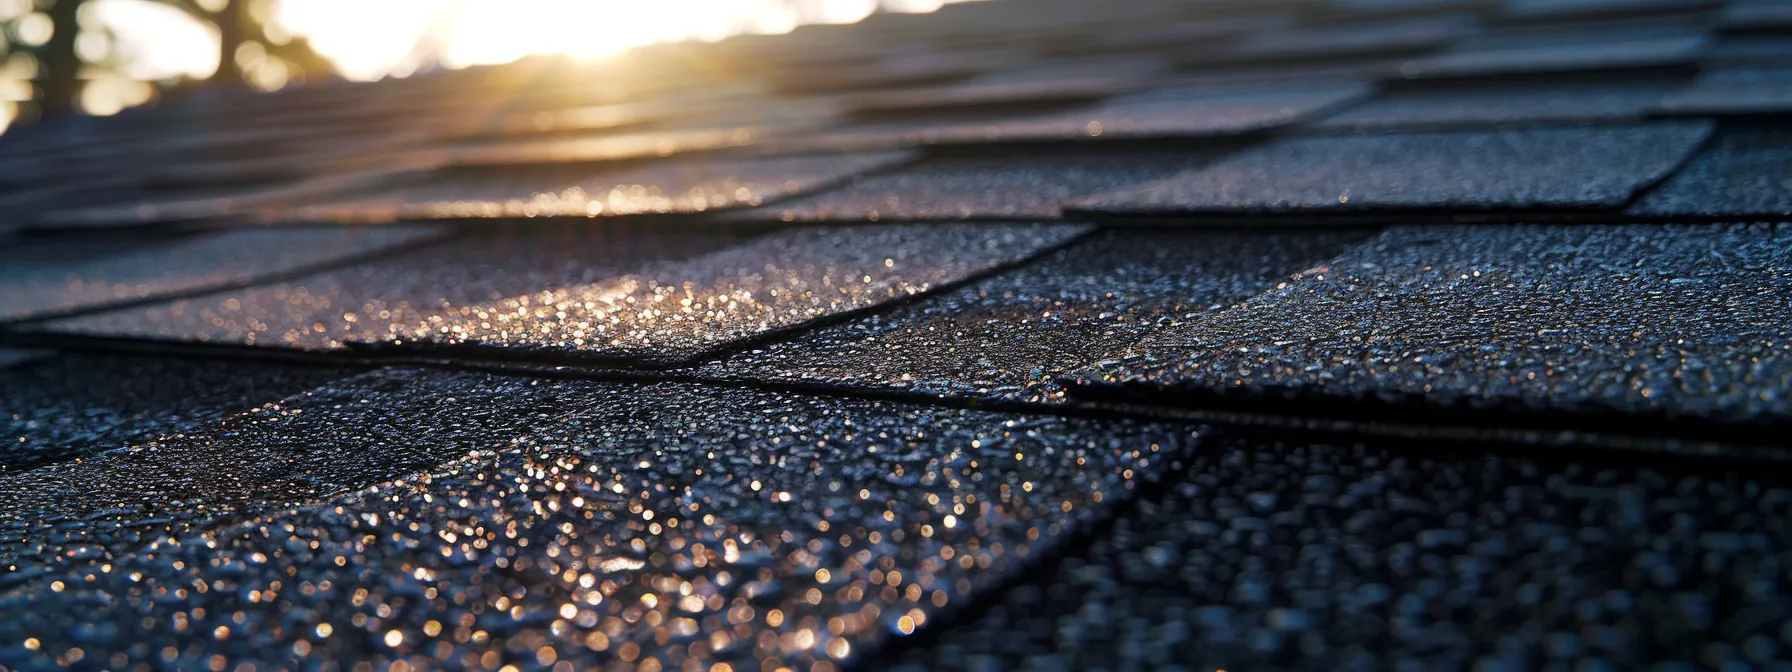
[98,0,990,85]
[10,0,988,120]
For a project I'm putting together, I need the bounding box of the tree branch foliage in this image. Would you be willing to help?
[19,0,340,120]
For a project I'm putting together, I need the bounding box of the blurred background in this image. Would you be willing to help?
[0,0,988,133]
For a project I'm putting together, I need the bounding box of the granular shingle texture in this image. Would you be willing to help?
[447,127,761,167]
[279,151,914,224]
[702,230,1373,403]
[5,0,1792,669]
[1630,124,1792,217]
[34,165,430,229]
[1185,16,1478,66]
[0,354,353,474]
[734,147,1230,222]
[892,431,1792,671]
[835,57,1164,116]
[1073,224,1792,426]
[1069,123,1714,215]
[773,82,1373,152]
[23,226,742,351]
[0,368,610,578]
[0,379,1193,672]
[0,226,444,322]
[36,224,1088,365]
[1396,31,1711,80]
[1310,76,1681,130]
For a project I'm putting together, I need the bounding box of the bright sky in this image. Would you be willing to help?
[91,0,984,83]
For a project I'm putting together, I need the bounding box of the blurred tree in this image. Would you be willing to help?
[21,0,337,120]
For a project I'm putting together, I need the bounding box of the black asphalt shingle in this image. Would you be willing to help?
[1071,223,1792,429]
[446,127,761,167]
[895,431,1792,671]
[0,226,444,323]
[1394,29,1712,80]
[1067,123,1713,216]
[1658,66,1792,114]
[32,166,431,229]
[32,224,1087,365]
[836,56,1167,117]
[702,229,1372,404]
[276,151,913,224]
[0,378,1194,672]
[19,226,743,350]
[3,0,1791,669]
[0,354,353,474]
[1629,124,1792,218]
[1706,35,1792,64]
[1050,13,1297,57]
[734,146,1231,222]
[0,348,40,369]
[1310,76,1681,130]
[1181,16,1479,67]
[1499,0,1720,22]
[1722,0,1792,29]
[772,82,1373,152]
[0,368,608,578]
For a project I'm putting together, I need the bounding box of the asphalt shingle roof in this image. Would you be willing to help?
[1,0,1790,669]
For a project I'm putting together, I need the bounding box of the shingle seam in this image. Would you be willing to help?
[9,312,1785,467]
[0,228,460,327]
[1615,116,1729,208]
[337,222,1101,368]
[852,418,1786,672]
[1058,379,1792,462]
[1,223,1098,370]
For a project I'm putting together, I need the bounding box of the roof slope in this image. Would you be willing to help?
[2,0,1791,670]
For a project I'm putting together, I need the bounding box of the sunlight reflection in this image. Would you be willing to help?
[93,0,988,86]
[41,0,987,120]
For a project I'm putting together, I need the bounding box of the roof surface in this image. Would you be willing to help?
[3,0,1792,670]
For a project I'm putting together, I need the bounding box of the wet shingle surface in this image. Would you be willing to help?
[1069,123,1713,215]
[834,57,1165,117]
[1395,30,1712,79]
[4,0,1792,669]
[35,224,1087,365]
[0,368,608,577]
[0,378,1191,672]
[703,230,1372,403]
[0,354,353,474]
[1074,224,1792,427]
[0,226,443,322]
[773,82,1372,152]
[894,431,1792,671]
[735,147,1230,222]
[1187,16,1478,66]
[33,166,429,230]
[20,226,742,351]
[1310,77,1681,130]
[280,151,914,224]
[1630,124,1792,217]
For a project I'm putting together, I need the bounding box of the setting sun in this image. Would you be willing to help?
[95,0,985,85]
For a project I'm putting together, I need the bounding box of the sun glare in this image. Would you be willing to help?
[58,0,985,117]
[278,0,983,81]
